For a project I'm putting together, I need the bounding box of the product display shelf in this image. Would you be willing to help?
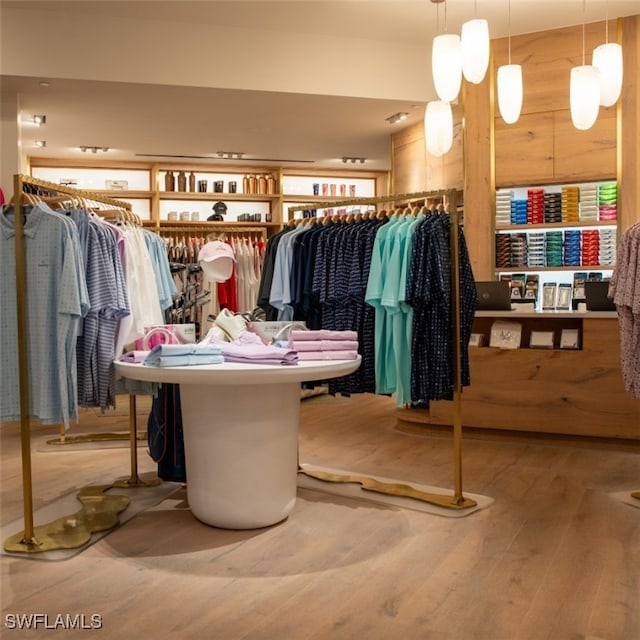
[495,220,617,231]
[158,192,280,202]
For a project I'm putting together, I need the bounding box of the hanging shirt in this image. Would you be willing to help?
[0,203,89,429]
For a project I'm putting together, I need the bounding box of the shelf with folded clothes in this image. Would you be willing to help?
[495,220,618,231]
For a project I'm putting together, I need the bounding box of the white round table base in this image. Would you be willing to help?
[179,382,300,529]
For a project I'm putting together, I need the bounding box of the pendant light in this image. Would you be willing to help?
[570,0,600,130]
[592,1,623,107]
[424,100,454,157]
[431,1,462,102]
[461,1,490,84]
[496,0,523,124]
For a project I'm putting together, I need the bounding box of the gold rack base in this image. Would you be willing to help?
[298,468,477,510]
[46,432,147,446]
[112,474,162,489]
[4,485,130,553]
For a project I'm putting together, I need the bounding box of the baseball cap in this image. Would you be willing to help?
[198,240,236,282]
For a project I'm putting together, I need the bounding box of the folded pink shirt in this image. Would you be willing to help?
[290,340,359,352]
[296,351,359,361]
[289,330,358,342]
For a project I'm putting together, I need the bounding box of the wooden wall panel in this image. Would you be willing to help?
[495,112,554,186]
[493,21,616,115]
[553,107,617,181]
[392,108,464,195]
[621,15,640,231]
[391,122,427,194]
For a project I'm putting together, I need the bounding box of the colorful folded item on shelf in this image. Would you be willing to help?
[289,329,358,342]
[296,351,359,361]
[143,344,224,367]
[289,340,359,352]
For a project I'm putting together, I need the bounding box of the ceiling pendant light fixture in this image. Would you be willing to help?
[592,0,623,107]
[424,100,454,157]
[496,0,523,124]
[431,0,462,102]
[570,0,600,130]
[461,1,490,84]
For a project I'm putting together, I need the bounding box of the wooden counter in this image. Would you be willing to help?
[397,312,640,440]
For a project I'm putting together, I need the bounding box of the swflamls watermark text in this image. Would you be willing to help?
[4,613,103,630]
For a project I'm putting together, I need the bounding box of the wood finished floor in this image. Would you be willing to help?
[1,394,639,640]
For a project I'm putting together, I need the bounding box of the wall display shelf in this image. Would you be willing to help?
[29,159,389,233]
[494,180,618,311]
[397,313,639,440]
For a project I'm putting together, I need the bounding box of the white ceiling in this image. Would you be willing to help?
[1,1,638,171]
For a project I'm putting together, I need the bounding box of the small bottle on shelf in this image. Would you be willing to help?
[164,171,175,192]
[258,174,267,195]
[267,174,276,195]
[243,175,250,194]
[188,172,196,192]
[248,174,257,195]
[177,171,187,192]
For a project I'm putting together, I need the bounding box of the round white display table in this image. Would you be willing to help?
[115,358,361,530]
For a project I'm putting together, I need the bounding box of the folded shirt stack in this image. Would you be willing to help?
[288,330,359,361]
[202,330,299,365]
[142,344,224,367]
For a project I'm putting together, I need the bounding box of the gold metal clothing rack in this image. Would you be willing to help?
[5,174,146,553]
[288,189,476,511]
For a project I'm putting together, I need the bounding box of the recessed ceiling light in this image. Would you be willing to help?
[385,112,408,125]
[34,140,46,148]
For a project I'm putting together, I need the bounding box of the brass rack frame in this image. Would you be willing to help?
[8,174,137,552]
[288,189,476,510]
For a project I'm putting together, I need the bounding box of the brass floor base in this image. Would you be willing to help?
[112,474,162,489]
[4,485,130,553]
[298,468,477,510]
[46,432,147,446]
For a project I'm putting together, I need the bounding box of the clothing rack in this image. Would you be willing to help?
[7,174,138,552]
[288,189,476,510]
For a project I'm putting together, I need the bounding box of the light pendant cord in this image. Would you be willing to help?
[605,0,609,43]
[508,0,512,65]
[582,0,586,65]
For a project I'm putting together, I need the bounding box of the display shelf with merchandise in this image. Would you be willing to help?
[493,180,618,311]
[28,159,389,231]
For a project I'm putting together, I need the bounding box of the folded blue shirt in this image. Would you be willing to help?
[143,344,224,367]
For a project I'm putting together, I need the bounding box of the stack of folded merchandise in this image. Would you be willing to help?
[563,229,582,267]
[527,188,545,224]
[510,233,528,268]
[142,343,224,367]
[216,341,298,365]
[495,189,513,226]
[545,230,564,267]
[598,182,618,221]
[561,186,580,222]
[579,184,598,221]
[581,229,600,266]
[598,227,617,266]
[527,232,546,268]
[288,329,359,360]
[510,198,528,225]
[495,233,511,268]
[544,191,563,223]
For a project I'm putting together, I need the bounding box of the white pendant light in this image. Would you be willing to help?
[432,34,462,102]
[497,65,523,124]
[570,65,601,130]
[592,0,623,107]
[424,100,453,157]
[461,17,490,84]
[496,0,523,124]
[570,0,600,130]
[592,43,623,107]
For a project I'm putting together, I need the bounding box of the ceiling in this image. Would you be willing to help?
[1,1,638,171]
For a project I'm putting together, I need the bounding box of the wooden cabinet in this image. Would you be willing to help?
[397,313,640,440]
[29,159,389,232]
